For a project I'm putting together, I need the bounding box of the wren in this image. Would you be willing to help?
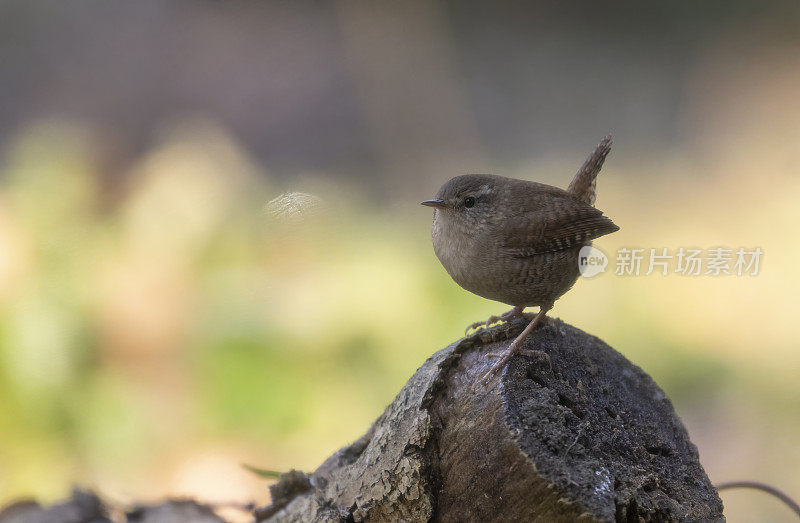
[422,136,619,382]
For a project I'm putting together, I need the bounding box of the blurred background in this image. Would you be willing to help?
[0,1,799,520]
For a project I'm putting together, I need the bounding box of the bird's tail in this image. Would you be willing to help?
[567,135,612,207]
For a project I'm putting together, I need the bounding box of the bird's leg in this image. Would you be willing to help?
[465,305,528,334]
[484,307,548,359]
[480,306,551,385]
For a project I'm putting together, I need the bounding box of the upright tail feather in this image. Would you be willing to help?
[567,135,612,206]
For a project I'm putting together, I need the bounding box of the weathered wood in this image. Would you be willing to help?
[0,489,226,523]
[258,318,724,522]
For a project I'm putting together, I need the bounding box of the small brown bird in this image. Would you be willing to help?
[422,137,619,382]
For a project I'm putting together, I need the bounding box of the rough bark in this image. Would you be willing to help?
[258,318,724,522]
[0,489,226,523]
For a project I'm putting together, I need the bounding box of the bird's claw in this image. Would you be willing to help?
[479,349,549,384]
[465,315,504,334]
[465,307,532,334]
[476,307,550,385]
[479,350,515,385]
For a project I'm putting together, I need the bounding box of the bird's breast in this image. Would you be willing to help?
[431,212,498,293]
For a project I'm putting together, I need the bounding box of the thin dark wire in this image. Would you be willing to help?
[716,481,800,519]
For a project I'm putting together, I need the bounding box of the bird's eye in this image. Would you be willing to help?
[464,196,476,208]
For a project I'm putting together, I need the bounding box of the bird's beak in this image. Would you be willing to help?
[421,199,446,208]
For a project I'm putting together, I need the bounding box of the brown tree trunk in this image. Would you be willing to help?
[258,318,724,522]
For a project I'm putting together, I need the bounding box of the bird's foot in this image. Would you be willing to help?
[486,347,545,358]
[465,315,505,334]
[480,346,520,385]
[465,306,533,334]
[478,307,550,385]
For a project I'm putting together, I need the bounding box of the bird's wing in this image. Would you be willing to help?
[501,195,619,257]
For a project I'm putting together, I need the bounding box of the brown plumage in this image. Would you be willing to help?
[421,137,618,382]
[567,135,612,205]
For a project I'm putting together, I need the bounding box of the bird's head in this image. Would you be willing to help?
[421,174,502,226]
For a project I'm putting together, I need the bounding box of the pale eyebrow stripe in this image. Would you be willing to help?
[474,185,492,197]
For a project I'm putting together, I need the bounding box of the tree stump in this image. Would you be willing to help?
[258,318,724,522]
